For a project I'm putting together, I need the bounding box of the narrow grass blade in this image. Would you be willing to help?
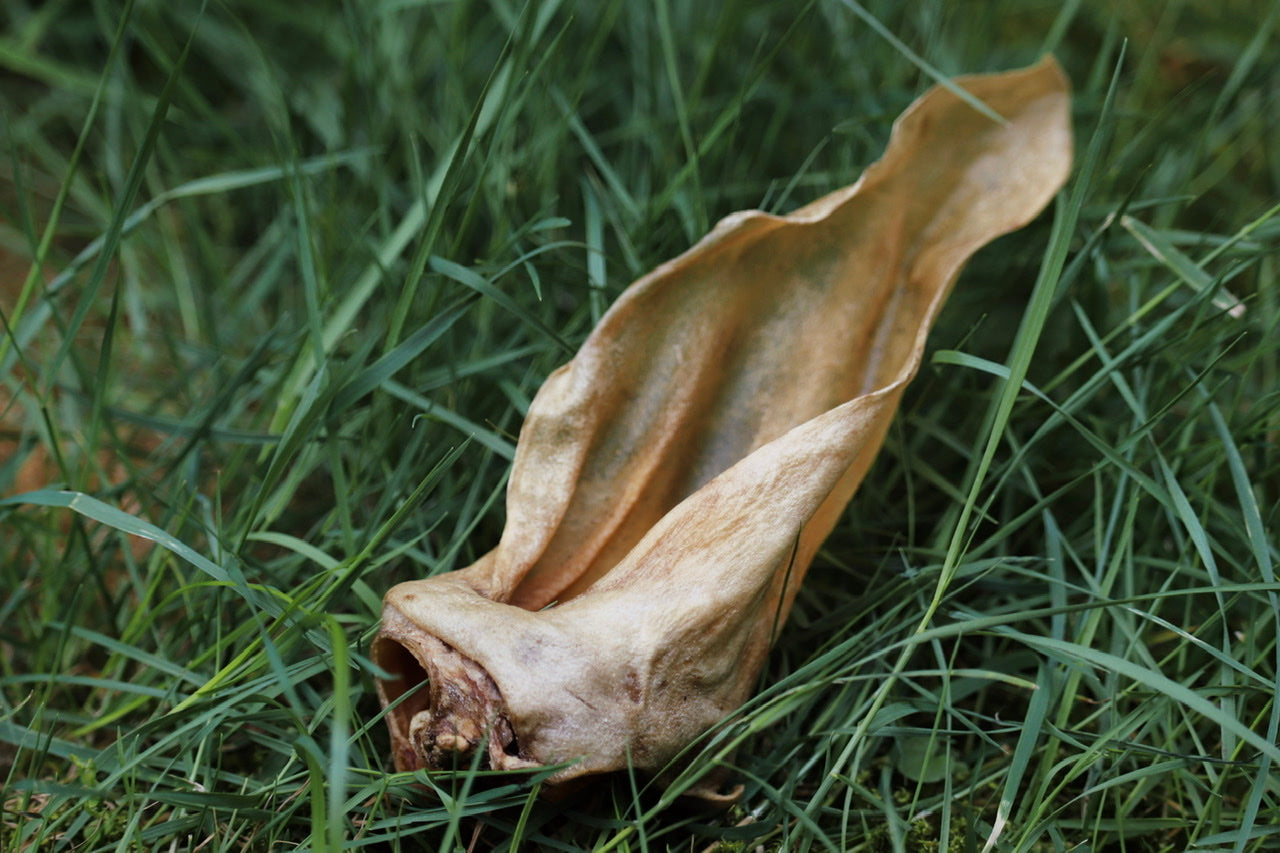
[329,294,476,415]
[1121,215,1245,318]
[43,2,200,396]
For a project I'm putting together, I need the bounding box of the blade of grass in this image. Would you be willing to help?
[42,1,201,397]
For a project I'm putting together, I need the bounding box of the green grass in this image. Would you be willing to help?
[2,0,1277,849]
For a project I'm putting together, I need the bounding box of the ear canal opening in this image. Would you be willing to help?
[371,634,433,770]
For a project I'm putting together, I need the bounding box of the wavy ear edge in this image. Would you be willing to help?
[485,54,1072,609]
[788,54,1070,223]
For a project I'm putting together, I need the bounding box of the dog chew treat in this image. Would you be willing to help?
[373,56,1072,801]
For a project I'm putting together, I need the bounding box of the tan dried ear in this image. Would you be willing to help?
[374,56,1072,799]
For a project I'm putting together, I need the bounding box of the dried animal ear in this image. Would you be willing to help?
[374,56,1073,799]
